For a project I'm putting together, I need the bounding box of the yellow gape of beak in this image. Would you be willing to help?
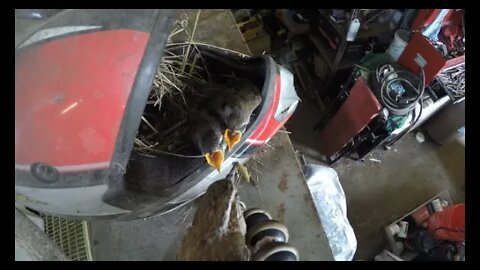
[224,129,242,151]
[205,150,224,172]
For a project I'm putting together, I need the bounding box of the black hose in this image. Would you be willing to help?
[375,65,426,147]
[372,63,425,116]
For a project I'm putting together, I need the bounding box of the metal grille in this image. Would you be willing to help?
[40,214,93,261]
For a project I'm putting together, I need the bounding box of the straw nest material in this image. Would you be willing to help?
[134,11,224,158]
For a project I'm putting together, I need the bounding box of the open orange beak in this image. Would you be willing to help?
[224,129,242,152]
[205,150,224,172]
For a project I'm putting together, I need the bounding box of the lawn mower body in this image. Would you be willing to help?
[15,9,299,219]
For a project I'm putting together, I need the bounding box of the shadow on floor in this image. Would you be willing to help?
[430,138,465,203]
[285,98,328,164]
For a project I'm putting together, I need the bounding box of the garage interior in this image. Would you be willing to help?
[15,9,465,261]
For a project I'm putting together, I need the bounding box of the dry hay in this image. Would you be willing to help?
[134,11,219,158]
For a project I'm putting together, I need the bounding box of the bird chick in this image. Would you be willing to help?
[177,178,249,261]
[188,109,225,171]
[206,79,262,152]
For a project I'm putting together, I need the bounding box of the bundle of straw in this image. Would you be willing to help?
[134,11,208,156]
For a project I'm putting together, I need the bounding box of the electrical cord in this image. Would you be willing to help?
[373,64,426,147]
[373,63,425,116]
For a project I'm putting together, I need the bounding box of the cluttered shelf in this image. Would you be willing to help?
[308,27,362,72]
[317,9,397,42]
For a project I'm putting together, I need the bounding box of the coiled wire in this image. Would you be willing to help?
[373,63,425,116]
[371,63,426,147]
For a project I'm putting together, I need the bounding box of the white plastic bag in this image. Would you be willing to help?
[303,164,357,261]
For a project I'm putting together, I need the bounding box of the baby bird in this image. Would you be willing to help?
[205,79,262,151]
[188,109,225,171]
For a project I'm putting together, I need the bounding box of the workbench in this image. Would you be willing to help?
[89,9,334,261]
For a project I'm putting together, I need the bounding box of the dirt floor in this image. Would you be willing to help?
[285,97,465,260]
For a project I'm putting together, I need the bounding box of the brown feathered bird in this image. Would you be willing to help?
[177,175,250,261]
[205,79,262,151]
[188,79,261,170]
[188,109,225,171]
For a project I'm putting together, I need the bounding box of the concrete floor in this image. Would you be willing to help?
[90,133,334,261]
[285,97,465,260]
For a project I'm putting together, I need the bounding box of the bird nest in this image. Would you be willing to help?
[134,12,227,158]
